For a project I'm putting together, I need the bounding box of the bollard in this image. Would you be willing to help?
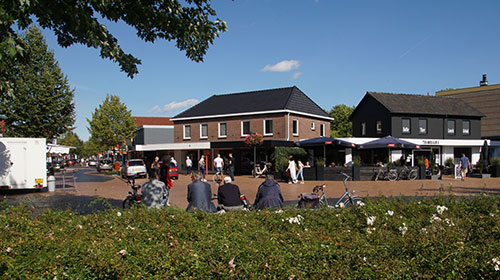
[48,175,56,192]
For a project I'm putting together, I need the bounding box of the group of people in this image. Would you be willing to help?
[286,155,309,184]
[186,153,235,182]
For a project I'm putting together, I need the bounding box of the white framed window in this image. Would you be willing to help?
[419,119,427,135]
[200,123,208,139]
[463,120,470,136]
[311,121,315,131]
[376,121,382,134]
[183,125,191,140]
[264,119,273,136]
[292,119,299,136]
[320,123,325,137]
[361,122,366,136]
[241,120,250,136]
[218,122,227,138]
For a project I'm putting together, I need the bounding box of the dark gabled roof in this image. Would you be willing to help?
[364,92,484,117]
[173,86,330,119]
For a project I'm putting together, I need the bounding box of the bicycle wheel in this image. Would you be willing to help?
[408,169,418,181]
[388,170,398,181]
[345,196,363,207]
[122,197,133,209]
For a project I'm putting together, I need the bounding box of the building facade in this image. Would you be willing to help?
[171,86,332,174]
[347,92,484,166]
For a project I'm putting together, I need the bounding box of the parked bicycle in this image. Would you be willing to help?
[122,176,142,209]
[397,165,418,181]
[212,170,224,185]
[251,162,271,178]
[298,172,363,209]
[374,167,398,181]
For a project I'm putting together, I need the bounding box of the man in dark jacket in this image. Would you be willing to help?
[186,171,216,212]
[217,177,243,211]
[253,174,284,210]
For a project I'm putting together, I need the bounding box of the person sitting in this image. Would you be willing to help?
[253,173,284,210]
[305,161,311,168]
[141,169,168,209]
[217,177,244,211]
[186,171,216,212]
[330,162,336,167]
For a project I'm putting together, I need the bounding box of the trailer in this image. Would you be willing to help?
[0,138,47,190]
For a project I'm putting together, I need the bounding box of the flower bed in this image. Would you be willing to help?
[1,195,500,278]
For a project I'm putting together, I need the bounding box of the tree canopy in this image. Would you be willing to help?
[329,104,355,138]
[0,0,227,94]
[87,94,136,153]
[0,26,75,139]
[58,130,84,157]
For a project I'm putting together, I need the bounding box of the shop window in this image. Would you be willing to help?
[311,122,315,131]
[320,123,325,137]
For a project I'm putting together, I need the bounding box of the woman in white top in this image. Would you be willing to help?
[286,155,298,184]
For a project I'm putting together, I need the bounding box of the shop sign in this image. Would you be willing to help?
[422,140,439,145]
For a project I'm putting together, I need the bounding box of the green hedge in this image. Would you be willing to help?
[1,195,500,279]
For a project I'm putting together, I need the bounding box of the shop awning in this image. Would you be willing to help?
[296,137,356,148]
[358,136,420,149]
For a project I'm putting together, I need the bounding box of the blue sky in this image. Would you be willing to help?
[40,0,500,140]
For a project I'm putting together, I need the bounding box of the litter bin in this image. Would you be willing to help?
[48,175,56,192]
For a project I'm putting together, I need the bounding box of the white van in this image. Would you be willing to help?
[0,138,47,190]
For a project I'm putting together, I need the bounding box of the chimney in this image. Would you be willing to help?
[480,74,488,86]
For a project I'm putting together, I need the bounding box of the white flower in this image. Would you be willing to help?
[117,249,127,256]
[399,223,408,235]
[421,228,428,233]
[357,201,365,207]
[284,215,304,225]
[363,257,367,261]
[490,213,495,217]
[367,216,376,226]
[275,209,284,214]
[76,224,83,229]
[338,202,345,208]
[386,210,394,216]
[6,247,12,253]
[366,227,375,234]
[436,206,448,215]
[491,257,500,271]
[444,218,455,226]
[126,225,136,230]
[430,214,442,223]
[117,212,122,217]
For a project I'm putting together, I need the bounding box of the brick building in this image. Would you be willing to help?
[171,86,332,174]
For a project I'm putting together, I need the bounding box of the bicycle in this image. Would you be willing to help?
[397,165,418,181]
[212,170,224,185]
[374,167,398,181]
[298,172,363,209]
[122,176,142,209]
[251,162,271,178]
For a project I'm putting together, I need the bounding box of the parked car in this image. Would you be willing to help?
[169,162,179,180]
[88,159,97,167]
[97,159,113,172]
[121,159,147,178]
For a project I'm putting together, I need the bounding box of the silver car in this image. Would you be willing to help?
[97,159,113,172]
[121,159,147,178]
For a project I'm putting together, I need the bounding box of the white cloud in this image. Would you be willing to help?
[149,99,199,114]
[261,60,300,72]
[292,72,302,80]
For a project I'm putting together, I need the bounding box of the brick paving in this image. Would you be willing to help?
[2,167,500,214]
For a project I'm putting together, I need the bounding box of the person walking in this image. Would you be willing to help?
[214,154,224,174]
[199,155,206,181]
[159,155,173,205]
[459,153,470,181]
[296,160,305,184]
[227,153,235,181]
[186,171,216,212]
[185,156,192,175]
[150,156,160,179]
[286,155,298,184]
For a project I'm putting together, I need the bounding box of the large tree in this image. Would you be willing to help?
[0,26,75,139]
[87,94,136,152]
[329,104,356,138]
[58,130,84,157]
[0,0,228,94]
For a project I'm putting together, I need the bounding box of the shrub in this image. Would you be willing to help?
[491,157,500,166]
[1,196,500,278]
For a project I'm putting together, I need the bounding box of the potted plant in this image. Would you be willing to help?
[490,157,500,177]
